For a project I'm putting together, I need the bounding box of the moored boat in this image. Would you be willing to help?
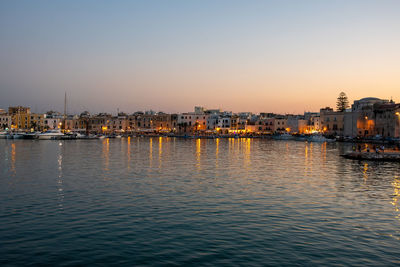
[0,131,9,139]
[11,133,25,139]
[37,130,64,140]
[24,132,41,139]
[307,135,335,143]
[273,133,294,140]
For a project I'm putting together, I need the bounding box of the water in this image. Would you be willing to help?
[1,138,400,266]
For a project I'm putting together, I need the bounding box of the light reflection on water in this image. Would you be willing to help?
[1,138,400,266]
[57,144,64,210]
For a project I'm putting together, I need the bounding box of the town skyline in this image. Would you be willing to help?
[1,92,396,116]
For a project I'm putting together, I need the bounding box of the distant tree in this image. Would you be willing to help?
[336,92,349,112]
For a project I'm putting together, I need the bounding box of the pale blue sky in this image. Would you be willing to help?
[1,0,400,114]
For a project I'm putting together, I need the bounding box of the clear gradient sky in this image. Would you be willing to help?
[1,0,399,114]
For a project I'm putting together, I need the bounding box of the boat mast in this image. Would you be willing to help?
[63,91,67,132]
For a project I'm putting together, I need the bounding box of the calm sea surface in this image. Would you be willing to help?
[1,138,400,266]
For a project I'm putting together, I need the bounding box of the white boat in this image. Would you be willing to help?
[307,135,335,143]
[74,132,86,139]
[37,130,65,140]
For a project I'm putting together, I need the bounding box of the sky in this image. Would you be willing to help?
[1,0,400,115]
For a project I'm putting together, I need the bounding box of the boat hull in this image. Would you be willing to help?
[38,135,63,140]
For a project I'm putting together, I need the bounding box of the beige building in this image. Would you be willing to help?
[9,106,31,130]
[88,114,112,133]
[374,103,400,138]
[320,107,344,136]
[345,97,390,137]
[0,114,11,130]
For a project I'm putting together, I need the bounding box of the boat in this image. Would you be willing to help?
[341,151,400,162]
[37,130,65,140]
[23,132,40,139]
[273,133,294,140]
[75,133,87,139]
[10,132,25,139]
[307,135,335,143]
[0,131,9,139]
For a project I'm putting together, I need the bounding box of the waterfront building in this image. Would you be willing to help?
[0,113,11,130]
[29,113,45,131]
[263,118,275,133]
[302,112,321,133]
[65,112,92,133]
[234,113,252,131]
[373,103,400,138]
[88,113,112,133]
[245,123,259,133]
[177,110,208,133]
[152,113,177,132]
[216,115,231,133]
[9,106,31,130]
[65,116,82,132]
[343,97,390,138]
[135,114,154,132]
[274,116,288,133]
[135,113,177,133]
[106,114,129,133]
[42,111,63,130]
[320,107,344,136]
[206,113,219,131]
[127,115,137,133]
[286,115,304,133]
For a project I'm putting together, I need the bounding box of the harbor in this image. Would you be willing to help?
[2,137,400,266]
